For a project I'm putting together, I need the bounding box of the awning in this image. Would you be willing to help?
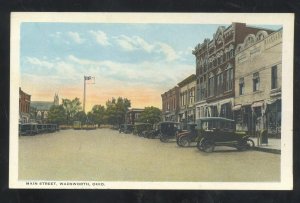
[232,104,242,111]
[251,101,264,108]
[266,98,281,105]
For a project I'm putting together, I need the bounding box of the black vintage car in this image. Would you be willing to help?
[133,123,153,136]
[142,123,160,139]
[119,124,134,134]
[158,121,181,142]
[195,117,255,152]
[176,123,198,147]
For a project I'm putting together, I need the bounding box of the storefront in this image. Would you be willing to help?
[266,99,281,138]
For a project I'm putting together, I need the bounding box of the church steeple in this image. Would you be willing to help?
[54,93,59,105]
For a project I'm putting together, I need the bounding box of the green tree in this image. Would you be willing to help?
[89,105,105,126]
[62,97,82,124]
[105,97,131,126]
[47,105,66,125]
[73,111,87,124]
[137,106,162,124]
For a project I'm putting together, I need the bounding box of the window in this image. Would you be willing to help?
[239,78,245,95]
[226,68,233,91]
[217,73,223,95]
[271,65,278,89]
[253,72,260,92]
[208,76,214,97]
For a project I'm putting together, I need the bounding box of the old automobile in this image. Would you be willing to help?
[119,124,134,134]
[142,123,160,139]
[195,117,255,152]
[158,121,181,142]
[19,123,39,136]
[176,123,198,147]
[133,123,152,136]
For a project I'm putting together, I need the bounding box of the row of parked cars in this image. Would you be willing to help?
[19,123,59,136]
[118,117,255,153]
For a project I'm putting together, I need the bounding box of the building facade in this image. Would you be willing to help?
[193,23,274,122]
[30,93,60,123]
[125,108,144,125]
[161,86,180,122]
[234,29,282,137]
[19,87,31,123]
[178,74,196,128]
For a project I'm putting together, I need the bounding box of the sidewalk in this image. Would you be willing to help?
[250,137,281,154]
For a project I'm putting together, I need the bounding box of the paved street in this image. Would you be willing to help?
[19,128,280,182]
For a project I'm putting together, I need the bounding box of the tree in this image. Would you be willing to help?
[62,97,82,124]
[89,105,105,126]
[137,106,162,124]
[47,105,66,125]
[73,111,87,124]
[105,97,131,126]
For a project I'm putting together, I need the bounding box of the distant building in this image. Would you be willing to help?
[126,108,144,124]
[19,88,31,123]
[178,74,196,128]
[234,29,282,137]
[161,86,180,122]
[30,93,60,123]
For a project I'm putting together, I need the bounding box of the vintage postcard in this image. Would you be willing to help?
[10,12,294,190]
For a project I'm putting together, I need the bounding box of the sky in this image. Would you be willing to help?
[20,23,282,111]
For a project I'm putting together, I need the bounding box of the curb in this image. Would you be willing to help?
[253,146,281,154]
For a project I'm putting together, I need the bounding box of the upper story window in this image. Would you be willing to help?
[216,73,223,95]
[271,65,278,89]
[225,67,233,91]
[253,72,260,92]
[239,78,245,95]
[208,76,215,97]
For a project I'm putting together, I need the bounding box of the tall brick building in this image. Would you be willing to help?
[192,23,275,122]
[19,87,31,123]
[161,86,180,122]
[178,74,196,128]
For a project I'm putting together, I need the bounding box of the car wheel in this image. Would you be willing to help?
[179,137,190,147]
[245,139,255,149]
[202,140,215,153]
[160,135,168,143]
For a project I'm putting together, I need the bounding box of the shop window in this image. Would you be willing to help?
[253,72,260,92]
[271,65,278,89]
[239,78,245,95]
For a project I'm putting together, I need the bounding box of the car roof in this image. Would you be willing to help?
[159,121,180,124]
[197,117,235,122]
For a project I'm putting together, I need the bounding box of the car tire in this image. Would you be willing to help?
[179,137,190,147]
[202,140,215,153]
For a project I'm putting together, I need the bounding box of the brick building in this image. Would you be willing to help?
[234,29,282,137]
[125,108,144,125]
[19,87,31,123]
[178,74,196,128]
[193,23,274,122]
[161,86,180,122]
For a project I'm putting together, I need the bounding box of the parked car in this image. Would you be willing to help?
[195,117,255,152]
[142,123,160,139]
[176,123,198,147]
[133,123,152,136]
[158,121,182,142]
[19,123,39,136]
[119,124,134,134]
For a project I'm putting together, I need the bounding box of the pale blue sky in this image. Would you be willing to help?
[20,23,282,109]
